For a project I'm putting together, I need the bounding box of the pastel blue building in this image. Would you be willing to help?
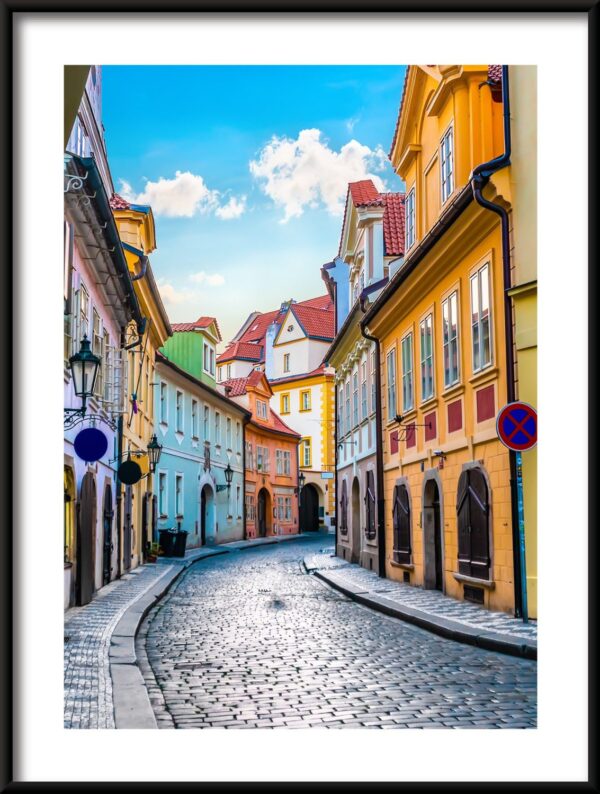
[154,352,250,547]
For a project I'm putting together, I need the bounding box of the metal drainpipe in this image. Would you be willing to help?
[242,415,250,539]
[333,373,339,553]
[115,329,125,579]
[470,65,524,618]
[359,323,386,579]
[131,254,149,282]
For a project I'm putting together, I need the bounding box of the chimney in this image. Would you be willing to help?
[264,321,278,381]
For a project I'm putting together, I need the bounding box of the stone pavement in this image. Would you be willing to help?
[64,564,175,728]
[140,538,537,729]
[304,548,537,659]
[64,533,317,729]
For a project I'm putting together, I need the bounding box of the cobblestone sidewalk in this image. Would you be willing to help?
[304,548,537,643]
[64,564,174,728]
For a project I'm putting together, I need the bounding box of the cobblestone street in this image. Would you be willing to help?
[139,537,537,729]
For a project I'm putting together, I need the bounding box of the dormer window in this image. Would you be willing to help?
[203,342,216,376]
[256,399,268,420]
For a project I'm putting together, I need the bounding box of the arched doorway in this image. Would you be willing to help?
[423,477,443,591]
[351,477,361,564]
[257,488,270,537]
[76,472,96,605]
[102,483,113,586]
[299,483,319,531]
[200,484,215,545]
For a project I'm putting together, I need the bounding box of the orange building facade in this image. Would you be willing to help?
[224,370,301,538]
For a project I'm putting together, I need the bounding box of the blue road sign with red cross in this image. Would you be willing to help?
[496,401,537,451]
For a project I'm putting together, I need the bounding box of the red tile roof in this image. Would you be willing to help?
[223,375,300,438]
[221,377,252,397]
[217,341,263,364]
[109,193,131,210]
[298,294,333,311]
[270,410,301,438]
[291,304,335,340]
[348,179,381,206]
[171,316,221,340]
[339,180,405,258]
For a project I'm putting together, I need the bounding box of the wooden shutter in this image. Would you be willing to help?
[365,470,376,539]
[392,484,411,564]
[456,469,490,579]
[340,480,348,534]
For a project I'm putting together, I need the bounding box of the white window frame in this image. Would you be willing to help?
[160,382,168,425]
[405,187,416,250]
[191,399,199,439]
[235,421,241,453]
[214,411,221,445]
[420,313,435,402]
[301,438,312,468]
[226,417,232,450]
[401,333,414,413]
[352,371,359,427]
[345,381,351,434]
[176,390,184,433]
[175,473,184,517]
[440,125,454,204]
[471,262,493,373]
[442,290,460,388]
[158,471,168,517]
[361,361,368,421]
[283,353,290,373]
[203,404,210,441]
[386,349,397,421]
[370,349,376,415]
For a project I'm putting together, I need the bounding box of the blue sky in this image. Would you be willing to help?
[102,65,407,345]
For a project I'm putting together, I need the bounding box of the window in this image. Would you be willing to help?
[257,445,269,472]
[365,470,376,540]
[78,283,90,344]
[235,421,241,452]
[370,350,376,414]
[236,486,241,518]
[210,349,215,376]
[352,372,359,427]
[401,334,414,412]
[300,390,311,411]
[160,383,168,424]
[440,126,454,203]
[392,483,411,564]
[191,399,199,438]
[245,441,254,470]
[442,291,460,387]
[256,400,268,420]
[285,497,292,521]
[345,382,350,433]
[276,449,291,475]
[218,365,223,381]
[203,343,215,376]
[283,353,290,373]
[227,363,232,379]
[158,472,167,516]
[301,438,312,468]
[339,480,348,534]
[245,494,256,522]
[175,474,183,516]
[102,330,111,403]
[420,314,434,401]
[280,393,290,414]
[471,263,492,372]
[214,412,221,445]
[338,387,344,437]
[276,496,284,521]
[386,349,397,420]
[203,405,210,440]
[405,187,415,250]
[361,361,368,420]
[176,390,183,433]
[226,417,232,450]
[92,309,103,397]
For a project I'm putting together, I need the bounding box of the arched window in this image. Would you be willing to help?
[339,480,348,534]
[365,470,376,539]
[457,468,490,579]
[392,483,411,564]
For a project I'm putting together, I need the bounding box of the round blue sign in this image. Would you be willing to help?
[74,427,109,462]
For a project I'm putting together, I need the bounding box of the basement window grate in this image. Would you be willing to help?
[463,585,484,604]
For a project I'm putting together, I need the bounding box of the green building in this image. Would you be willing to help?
[160,316,221,387]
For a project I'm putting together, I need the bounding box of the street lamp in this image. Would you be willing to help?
[224,462,234,491]
[147,434,162,474]
[298,471,306,491]
[65,335,101,418]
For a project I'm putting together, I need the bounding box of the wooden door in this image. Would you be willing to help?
[76,472,96,605]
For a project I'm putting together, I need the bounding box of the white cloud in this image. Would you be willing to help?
[249,128,388,222]
[156,279,188,305]
[189,271,226,287]
[118,173,246,221]
[215,195,247,220]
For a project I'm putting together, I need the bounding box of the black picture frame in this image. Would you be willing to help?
[1,3,596,790]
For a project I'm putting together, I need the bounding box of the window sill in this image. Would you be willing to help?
[390,561,414,571]
[419,396,438,412]
[442,382,465,400]
[469,366,498,388]
[453,572,495,590]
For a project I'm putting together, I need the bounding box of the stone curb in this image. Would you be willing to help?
[310,567,537,661]
[110,533,324,728]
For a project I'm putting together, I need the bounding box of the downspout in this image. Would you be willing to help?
[470,65,524,618]
[333,373,339,552]
[359,309,386,578]
[131,254,149,282]
[115,330,125,579]
[242,414,250,540]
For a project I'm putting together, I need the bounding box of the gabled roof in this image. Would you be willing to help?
[109,192,131,210]
[339,179,406,258]
[217,341,263,364]
[270,411,301,438]
[222,369,270,398]
[171,316,221,341]
[289,303,335,341]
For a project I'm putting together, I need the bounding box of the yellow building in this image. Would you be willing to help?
[110,193,172,573]
[362,65,532,615]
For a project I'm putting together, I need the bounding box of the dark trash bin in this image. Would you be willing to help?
[173,529,189,558]
[158,528,176,557]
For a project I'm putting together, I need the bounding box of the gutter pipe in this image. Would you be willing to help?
[470,65,526,619]
[131,254,149,282]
